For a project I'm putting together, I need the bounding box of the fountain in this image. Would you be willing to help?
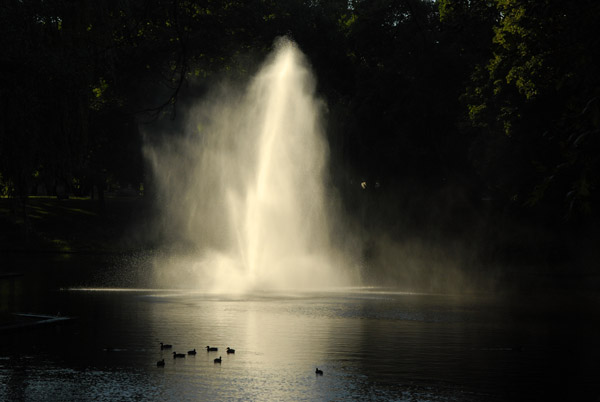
[144,38,358,293]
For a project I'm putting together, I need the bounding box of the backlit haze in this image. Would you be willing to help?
[144,38,360,293]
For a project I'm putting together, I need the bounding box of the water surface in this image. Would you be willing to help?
[1,286,598,401]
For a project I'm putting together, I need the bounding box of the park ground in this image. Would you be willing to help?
[0,196,153,254]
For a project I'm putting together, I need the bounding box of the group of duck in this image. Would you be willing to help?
[156,342,235,367]
[156,341,324,375]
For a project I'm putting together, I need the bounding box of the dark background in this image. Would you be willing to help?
[1,0,599,294]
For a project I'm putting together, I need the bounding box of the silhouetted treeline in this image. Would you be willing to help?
[1,0,598,277]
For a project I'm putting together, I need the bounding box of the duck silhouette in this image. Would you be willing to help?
[172,352,186,358]
[160,342,172,350]
[206,346,218,352]
[156,359,165,367]
[315,368,323,375]
[214,356,222,363]
[187,349,197,355]
[226,347,235,354]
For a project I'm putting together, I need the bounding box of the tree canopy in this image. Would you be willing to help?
[1,0,598,276]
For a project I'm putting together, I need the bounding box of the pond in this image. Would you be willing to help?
[1,272,598,401]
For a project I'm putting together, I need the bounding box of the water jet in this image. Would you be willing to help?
[145,38,358,293]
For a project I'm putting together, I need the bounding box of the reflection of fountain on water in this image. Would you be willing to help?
[145,38,358,292]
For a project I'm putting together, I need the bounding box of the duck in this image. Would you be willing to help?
[172,352,186,358]
[206,346,218,352]
[156,359,165,367]
[226,347,235,354]
[214,356,222,363]
[315,368,323,375]
[160,342,172,350]
[187,349,197,355]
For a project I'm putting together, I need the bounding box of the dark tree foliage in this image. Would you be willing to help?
[457,0,600,224]
[0,0,258,202]
[0,0,91,201]
[321,0,490,242]
[0,0,598,277]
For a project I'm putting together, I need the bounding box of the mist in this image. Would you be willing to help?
[140,38,515,296]
[143,38,360,293]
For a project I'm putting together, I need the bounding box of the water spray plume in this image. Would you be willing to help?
[145,38,359,293]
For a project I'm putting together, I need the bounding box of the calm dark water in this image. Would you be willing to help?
[1,257,599,401]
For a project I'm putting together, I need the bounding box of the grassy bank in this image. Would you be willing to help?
[0,196,155,254]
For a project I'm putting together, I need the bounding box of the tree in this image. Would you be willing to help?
[0,0,259,204]
[462,0,600,222]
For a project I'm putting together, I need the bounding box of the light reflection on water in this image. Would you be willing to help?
[1,288,598,401]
